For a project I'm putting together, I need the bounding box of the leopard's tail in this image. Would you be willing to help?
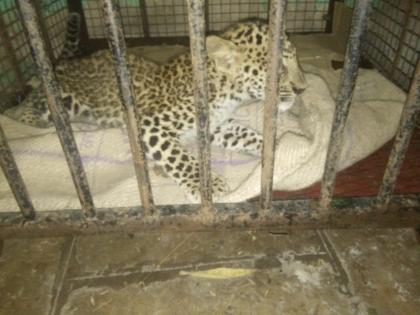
[58,12,82,60]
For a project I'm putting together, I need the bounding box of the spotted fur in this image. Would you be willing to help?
[58,12,82,60]
[5,20,306,201]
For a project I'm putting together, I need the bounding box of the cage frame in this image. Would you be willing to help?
[0,0,419,238]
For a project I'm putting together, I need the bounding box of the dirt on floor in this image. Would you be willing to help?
[0,228,419,315]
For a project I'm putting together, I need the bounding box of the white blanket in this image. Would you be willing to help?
[0,65,406,212]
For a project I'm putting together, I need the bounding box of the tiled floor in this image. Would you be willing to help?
[0,228,419,315]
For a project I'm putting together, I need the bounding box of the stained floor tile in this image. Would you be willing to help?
[0,237,66,315]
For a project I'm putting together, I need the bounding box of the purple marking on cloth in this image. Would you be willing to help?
[13,148,259,168]
[12,148,133,165]
[212,156,259,167]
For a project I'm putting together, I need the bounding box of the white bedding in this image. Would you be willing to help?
[0,56,406,212]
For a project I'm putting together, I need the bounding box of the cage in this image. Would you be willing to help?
[0,0,418,238]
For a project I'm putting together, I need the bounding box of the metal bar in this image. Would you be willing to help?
[186,0,213,208]
[16,0,95,218]
[204,0,210,34]
[377,61,420,208]
[0,124,35,220]
[32,0,56,63]
[102,0,154,215]
[0,13,25,92]
[260,0,286,211]
[138,0,151,38]
[390,0,414,81]
[0,195,419,238]
[319,0,372,211]
[325,0,336,33]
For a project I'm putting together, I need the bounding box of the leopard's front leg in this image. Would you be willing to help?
[211,119,263,156]
[142,125,229,202]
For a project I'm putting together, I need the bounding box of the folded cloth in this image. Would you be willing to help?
[0,65,405,212]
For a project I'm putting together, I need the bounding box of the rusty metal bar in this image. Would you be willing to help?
[260,0,286,211]
[377,61,420,208]
[186,0,213,208]
[0,13,25,92]
[319,0,372,211]
[0,124,35,220]
[32,0,55,63]
[16,0,95,218]
[0,195,419,238]
[102,0,154,215]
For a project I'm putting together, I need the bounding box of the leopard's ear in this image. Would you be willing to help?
[206,36,243,76]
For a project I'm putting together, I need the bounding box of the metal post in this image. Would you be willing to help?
[102,0,154,215]
[138,0,151,39]
[377,61,420,208]
[260,0,286,211]
[186,0,213,208]
[0,124,35,220]
[16,0,95,218]
[319,0,372,211]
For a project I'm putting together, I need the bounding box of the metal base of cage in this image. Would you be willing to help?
[0,195,419,239]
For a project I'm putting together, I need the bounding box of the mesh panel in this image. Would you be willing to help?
[207,0,269,32]
[0,0,68,99]
[41,0,69,57]
[286,0,329,32]
[146,0,188,37]
[394,3,419,90]
[82,0,107,38]
[364,0,419,91]
[0,1,31,96]
[82,0,144,38]
[82,0,330,38]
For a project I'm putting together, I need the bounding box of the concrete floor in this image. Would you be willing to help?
[0,228,419,315]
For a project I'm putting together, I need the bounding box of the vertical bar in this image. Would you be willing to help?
[0,13,25,92]
[260,0,286,211]
[377,61,420,208]
[102,0,154,215]
[325,0,336,33]
[0,124,35,220]
[17,0,95,218]
[138,0,151,38]
[319,0,372,211]
[204,0,210,34]
[186,0,213,208]
[32,0,55,63]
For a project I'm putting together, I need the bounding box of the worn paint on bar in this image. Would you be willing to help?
[0,195,419,238]
[16,0,95,217]
[102,0,154,215]
[0,124,35,220]
[377,61,420,208]
[186,0,213,208]
[260,0,286,211]
[319,0,372,211]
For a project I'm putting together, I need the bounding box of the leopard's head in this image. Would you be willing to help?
[206,20,307,111]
